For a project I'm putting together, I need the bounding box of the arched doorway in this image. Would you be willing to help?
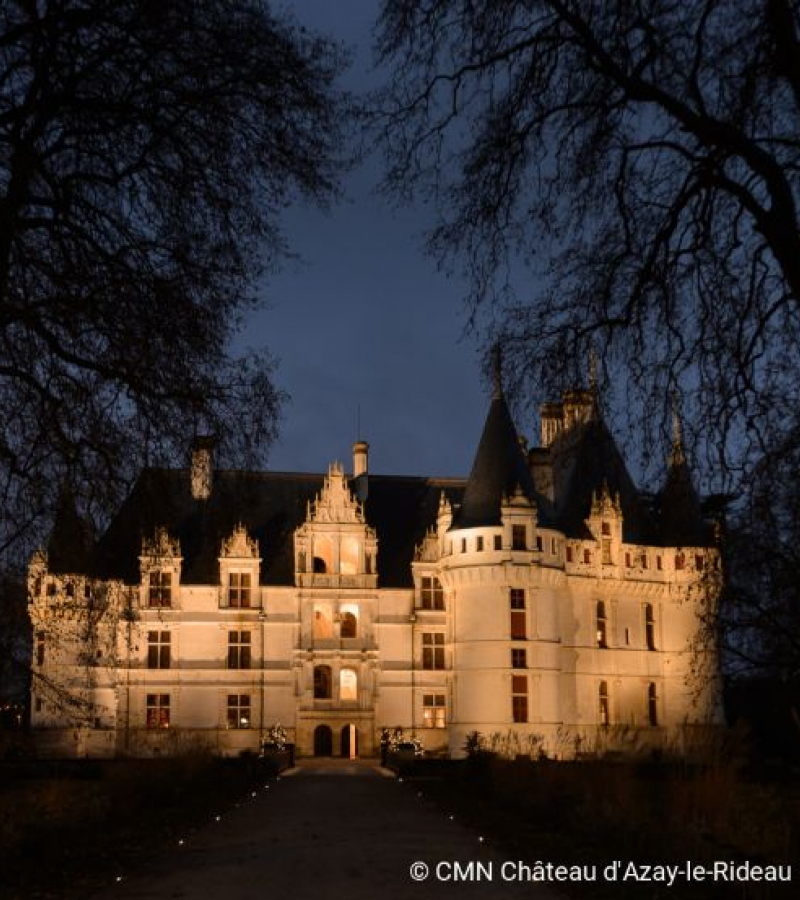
[340,724,358,758]
[314,724,333,756]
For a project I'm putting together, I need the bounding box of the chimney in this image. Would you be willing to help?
[353,440,369,478]
[191,436,215,500]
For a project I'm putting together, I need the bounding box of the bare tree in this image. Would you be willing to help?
[0,0,345,568]
[373,0,800,483]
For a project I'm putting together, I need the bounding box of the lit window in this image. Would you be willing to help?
[314,604,333,639]
[146,694,170,728]
[647,683,658,726]
[422,633,445,670]
[511,648,527,668]
[644,604,656,651]
[147,631,171,669]
[228,631,251,669]
[510,589,526,640]
[512,525,527,550]
[599,682,610,725]
[340,668,358,701]
[340,610,358,638]
[228,572,251,608]
[314,665,332,699]
[512,675,528,723]
[420,577,444,610]
[596,601,608,648]
[227,694,251,729]
[423,694,446,728]
[36,631,45,667]
[148,571,172,608]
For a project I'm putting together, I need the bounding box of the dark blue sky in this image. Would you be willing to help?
[250,1,494,478]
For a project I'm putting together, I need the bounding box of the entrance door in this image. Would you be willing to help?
[314,724,333,756]
[340,724,358,758]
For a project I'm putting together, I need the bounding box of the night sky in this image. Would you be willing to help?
[250,1,494,479]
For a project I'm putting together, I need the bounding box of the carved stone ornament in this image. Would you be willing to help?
[220,523,259,559]
[142,526,181,560]
[306,462,364,524]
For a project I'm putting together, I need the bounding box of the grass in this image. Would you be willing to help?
[0,752,268,899]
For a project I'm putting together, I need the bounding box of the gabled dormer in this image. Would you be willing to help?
[218,524,261,609]
[139,527,182,609]
[294,462,378,588]
[585,482,623,568]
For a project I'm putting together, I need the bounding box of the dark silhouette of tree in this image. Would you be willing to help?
[373,0,800,476]
[373,1,800,682]
[0,1,345,567]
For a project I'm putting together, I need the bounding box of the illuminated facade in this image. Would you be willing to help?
[29,380,722,758]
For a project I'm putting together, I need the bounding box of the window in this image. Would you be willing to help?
[550,538,557,555]
[297,551,306,572]
[566,546,574,563]
[146,694,170,728]
[340,668,358,701]
[625,552,631,567]
[314,604,333,639]
[583,548,592,564]
[511,648,527,669]
[675,553,685,571]
[512,525,527,550]
[423,694,446,728]
[640,552,648,570]
[227,572,251,608]
[599,682,610,725]
[601,522,611,536]
[340,610,358,638]
[494,534,502,551]
[366,554,373,574]
[695,554,705,570]
[421,577,444,610]
[147,631,171,669]
[596,601,608,648]
[510,589,526,640]
[656,555,663,571]
[602,539,612,565]
[314,665,332,699]
[476,536,484,552]
[313,556,327,573]
[227,694,251,729]
[35,631,45,667]
[647,683,658,726]
[512,675,528,723]
[228,631,251,669]
[148,571,171,608]
[535,535,543,551]
[422,633,445,670]
[461,538,467,553]
[644,604,656,651]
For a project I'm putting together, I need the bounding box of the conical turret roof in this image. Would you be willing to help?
[451,393,548,529]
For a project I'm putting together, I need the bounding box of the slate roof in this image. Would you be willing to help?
[93,468,464,588]
[451,394,553,529]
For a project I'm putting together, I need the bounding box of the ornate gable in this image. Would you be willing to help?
[307,462,365,524]
[220,523,259,559]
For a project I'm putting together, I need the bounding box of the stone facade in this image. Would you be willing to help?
[29,385,722,759]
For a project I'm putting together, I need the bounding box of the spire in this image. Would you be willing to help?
[491,343,503,400]
[670,394,686,466]
[660,397,704,545]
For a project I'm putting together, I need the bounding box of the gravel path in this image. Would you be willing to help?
[89,758,562,900]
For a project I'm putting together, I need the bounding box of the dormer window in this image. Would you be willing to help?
[227,572,251,608]
[148,571,172,608]
[512,525,527,550]
[420,577,444,610]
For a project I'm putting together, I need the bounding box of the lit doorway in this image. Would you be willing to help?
[340,724,358,759]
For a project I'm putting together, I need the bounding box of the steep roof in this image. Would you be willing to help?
[93,468,464,588]
[451,393,552,529]
[657,452,707,546]
[548,417,659,543]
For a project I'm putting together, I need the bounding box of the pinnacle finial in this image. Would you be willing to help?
[491,343,503,399]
